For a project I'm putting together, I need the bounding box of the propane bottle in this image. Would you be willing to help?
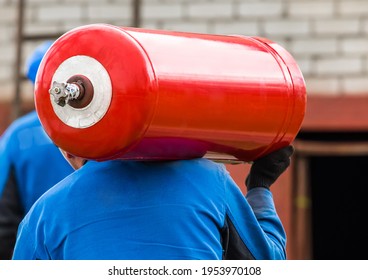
[35,24,306,162]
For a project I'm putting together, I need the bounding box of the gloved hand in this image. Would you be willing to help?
[245,145,294,191]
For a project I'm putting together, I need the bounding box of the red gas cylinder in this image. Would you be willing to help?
[35,23,306,162]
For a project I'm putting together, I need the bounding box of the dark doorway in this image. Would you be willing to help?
[297,132,368,260]
[309,155,368,259]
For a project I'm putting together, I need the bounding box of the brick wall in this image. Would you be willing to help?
[1,0,368,129]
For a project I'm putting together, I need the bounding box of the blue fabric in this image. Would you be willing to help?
[24,41,53,84]
[12,158,286,260]
[0,111,73,212]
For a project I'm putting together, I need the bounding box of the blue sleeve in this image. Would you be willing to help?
[246,188,287,259]
[0,128,13,196]
[12,208,50,260]
[0,126,25,259]
[12,220,36,259]
[225,178,286,260]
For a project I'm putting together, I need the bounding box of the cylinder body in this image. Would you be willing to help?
[35,24,306,162]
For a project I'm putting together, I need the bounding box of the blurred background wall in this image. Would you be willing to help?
[1,0,368,260]
[2,0,368,106]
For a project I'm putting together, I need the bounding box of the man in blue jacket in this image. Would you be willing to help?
[12,145,293,260]
[0,41,74,259]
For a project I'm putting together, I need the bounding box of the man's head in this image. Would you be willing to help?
[59,149,87,170]
[24,40,53,84]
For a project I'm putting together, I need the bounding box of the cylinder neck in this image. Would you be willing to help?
[49,75,94,108]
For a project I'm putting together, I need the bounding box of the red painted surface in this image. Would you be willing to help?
[302,96,368,132]
[0,102,12,135]
[35,24,306,161]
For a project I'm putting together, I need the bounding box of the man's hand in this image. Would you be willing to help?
[245,145,294,191]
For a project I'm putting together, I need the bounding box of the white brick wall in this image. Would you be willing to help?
[288,1,335,17]
[305,77,340,96]
[290,38,338,56]
[212,21,259,36]
[342,77,368,94]
[315,57,362,75]
[37,5,83,22]
[186,2,233,20]
[341,38,368,54]
[263,19,311,37]
[142,2,183,20]
[338,1,368,15]
[314,19,361,35]
[238,1,284,18]
[1,0,368,102]
[87,4,132,22]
